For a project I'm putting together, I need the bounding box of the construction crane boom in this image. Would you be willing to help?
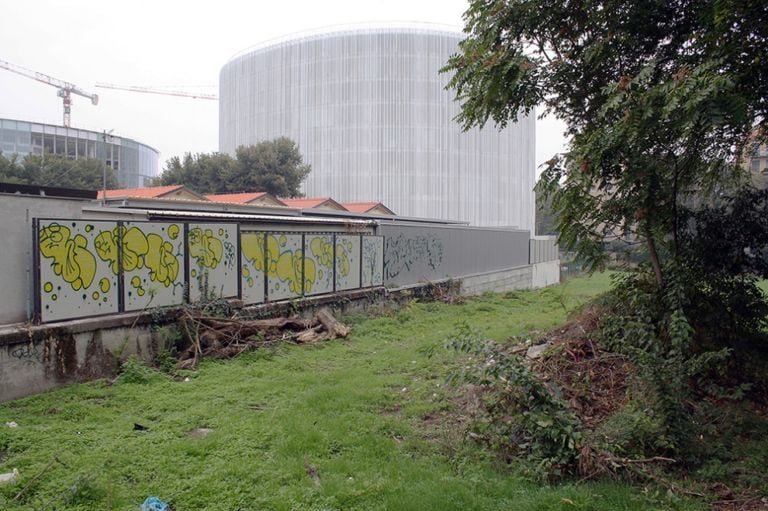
[0,58,98,127]
[95,83,218,100]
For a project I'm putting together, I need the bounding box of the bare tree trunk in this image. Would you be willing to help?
[645,225,663,286]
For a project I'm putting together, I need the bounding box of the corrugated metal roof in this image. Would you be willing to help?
[142,208,377,226]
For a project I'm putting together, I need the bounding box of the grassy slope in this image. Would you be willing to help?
[0,273,699,510]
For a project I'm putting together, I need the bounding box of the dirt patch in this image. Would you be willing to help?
[528,307,632,429]
[187,428,214,439]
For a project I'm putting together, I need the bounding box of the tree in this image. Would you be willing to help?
[155,138,311,197]
[534,181,556,236]
[443,0,768,459]
[156,152,234,193]
[231,138,310,198]
[444,0,766,283]
[0,152,118,190]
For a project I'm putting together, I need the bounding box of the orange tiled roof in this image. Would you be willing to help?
[205,192,269,203]
[342,202,395,215]
[343,202,380,212]
[97,185,187,199]
[281,197,348,210]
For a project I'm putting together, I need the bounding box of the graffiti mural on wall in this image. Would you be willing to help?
[384,233,443,280]
[266,233,304,301]
[116,222,185,311]
[335,235,361,291]
[304,234,334,295]
[241,232,266,304]
[362,236,384,287]
[188,224,238,302]
[38,220,119,322]
[37,221,383,323]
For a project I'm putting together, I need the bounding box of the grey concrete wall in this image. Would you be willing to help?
[0,287,386,402]
[0,195,89,324]
[530,235,559,264]
[531,260,561,289]
[381,223,530,287]
[0,315,159,402]
[460,266,533,295]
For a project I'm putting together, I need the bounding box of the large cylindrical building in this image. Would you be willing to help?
[219,25,535,229]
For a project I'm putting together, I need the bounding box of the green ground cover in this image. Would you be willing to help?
[0,273,702,510]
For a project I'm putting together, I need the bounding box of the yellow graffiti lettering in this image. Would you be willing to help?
[145,233,180,287]
[94,230,119,274]
[121,227,149,271]
[310,236,333,267]
[242,233,266,272]
[303,254,316,294]
[336,245,350,277]
[44,282,53,293]
[265,235,280,276]
[99,277,110,293]
[39,224,97,291]
[275,249,308,294]
[167,224,180,240]
[188,227,223,269]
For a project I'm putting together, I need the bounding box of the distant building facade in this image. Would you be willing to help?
[219,25,536,230]
[0,118,159,188]
[746,141,768,178]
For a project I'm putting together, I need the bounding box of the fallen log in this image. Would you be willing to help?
[175,308,349,369]
[316,308,350,339]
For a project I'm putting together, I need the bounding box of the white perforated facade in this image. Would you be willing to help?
[219,26,535,229]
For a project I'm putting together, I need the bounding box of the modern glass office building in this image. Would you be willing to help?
[219,25,536,229]
[0,118,159,188]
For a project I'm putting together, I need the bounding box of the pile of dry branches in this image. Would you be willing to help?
[176,307,350,370]
[529,307,632,430]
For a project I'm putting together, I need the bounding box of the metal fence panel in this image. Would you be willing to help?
[304,234,334,296]
[335,235,361,292]
[38,220,120,322]
[122,221,186,311]
[381,224,530,287]
[241,231,266,305]
[362,235,384,287]
[266,233,303,301]
[188,224,239,302]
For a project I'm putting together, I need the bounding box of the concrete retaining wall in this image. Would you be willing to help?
[0,315,159,402]
[459,266,533,295]
[531,260,561,289]
[0,287,387,402]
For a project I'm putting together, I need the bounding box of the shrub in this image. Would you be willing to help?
[445,322,582,479]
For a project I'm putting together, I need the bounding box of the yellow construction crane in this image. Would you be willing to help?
[95,83,218,100]
[0,58,99,128]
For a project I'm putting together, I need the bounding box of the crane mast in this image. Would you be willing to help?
[95,83,218,100]
[0,58,98,127]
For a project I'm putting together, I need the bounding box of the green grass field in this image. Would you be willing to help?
[0,273,701,510]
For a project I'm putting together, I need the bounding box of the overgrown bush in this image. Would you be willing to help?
[117,356,162,385]
[445,322,582,479]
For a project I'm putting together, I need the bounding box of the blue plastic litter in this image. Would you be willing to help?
[141,496,170,511]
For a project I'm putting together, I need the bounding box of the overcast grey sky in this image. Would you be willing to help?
[0,0,566,174]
